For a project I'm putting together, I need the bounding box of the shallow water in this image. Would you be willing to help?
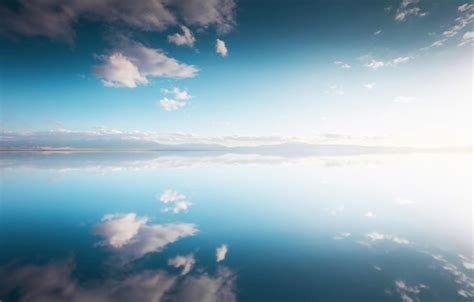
[0,152,472,301]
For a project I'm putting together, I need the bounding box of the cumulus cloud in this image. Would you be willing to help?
[168,254,196,275]
[0,259,178,302]
[159,98,187,111]
[94,39,198,88]
[158,87,193,111]
[93,213,198,261]
[0,258,237,302]
[0,0,236,41]
[395,0,428,22]
[168,25,196,47]
[160,189,186,203]
[216,39,228,57]
[158,189,193,213]
[459,31,474,46]
[216,244,228,262]
[95,53,149,88]
[334,61,351,69]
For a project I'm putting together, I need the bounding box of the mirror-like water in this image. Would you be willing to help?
[0,153,472,301]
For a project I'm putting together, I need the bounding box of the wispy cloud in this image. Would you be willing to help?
[334,232,351,240]
[394,280,429,302]
[426,3,474,49]
[365,57,412,70]
[395,0,428,22]
[364,232,409,245]
[334,61,351,69]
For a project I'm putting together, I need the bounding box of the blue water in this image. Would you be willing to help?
[0,152,472,301]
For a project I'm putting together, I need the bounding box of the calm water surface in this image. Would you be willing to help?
[0,152,472,301]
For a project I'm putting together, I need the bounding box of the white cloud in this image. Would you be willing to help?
[393,96,415,103]
[334,232,351,240]
[459,31,474,46]
[94,39,198,88]
[374,30,382,35]
[366,60,385,70]
[425,4,474,49]
[0,0,236,41]
[365,211,376,218]
[158,189,193,213]
[364,82,376,90]
[366,232,385,241]
[216,244,228,262]
[391,56,411,66]
[168,254,196,275]
[159,97,187,111]
[395,0,428,22]
[424,251,474,298]
[93,213,147,248]
[459,255,474,270]
[365,57,411,70]
[93,213,198,261]
[394,280,429,302]
[171,267,236,302]
[164,200,193,214]
[0,259,179,302]
[158,87,192,111]
[216,39,228,57]
[163,87,193,100]
[168,25,196,47]
[459,3,474,12]
[96,53,148,88]
[1,128,385,149]
[364,232,410,245]
[334,61,351,69]
[159,189,186,203]
[0,258,237,302]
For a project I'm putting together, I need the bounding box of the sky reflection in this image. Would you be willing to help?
[0,152,472,301]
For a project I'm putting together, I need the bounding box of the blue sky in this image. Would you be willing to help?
[0,0,472,147]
